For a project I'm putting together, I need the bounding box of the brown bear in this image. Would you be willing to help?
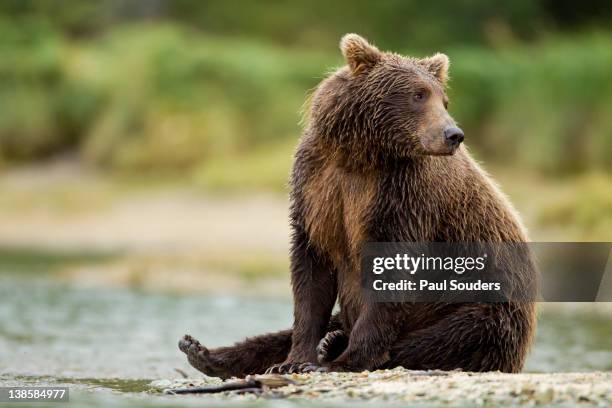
[179,34,537,378]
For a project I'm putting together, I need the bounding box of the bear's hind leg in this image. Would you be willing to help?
[387,303,535,373]
[179,329,292,379]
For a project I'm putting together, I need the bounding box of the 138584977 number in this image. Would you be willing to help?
[1,387,69,402]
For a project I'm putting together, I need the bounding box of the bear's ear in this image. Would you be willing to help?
[340,34,381,74]
[420,53,450,84]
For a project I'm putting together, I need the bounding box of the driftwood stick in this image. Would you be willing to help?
[165,375,294,395]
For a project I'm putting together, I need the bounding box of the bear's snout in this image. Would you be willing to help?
[444,126,465,147]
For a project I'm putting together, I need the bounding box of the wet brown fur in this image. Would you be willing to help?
[179,34,537,378]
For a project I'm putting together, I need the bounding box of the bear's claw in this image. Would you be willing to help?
[265,362,327,374]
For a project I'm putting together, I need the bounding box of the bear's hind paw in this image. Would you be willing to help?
[179,334,221,376]
[316,329,348,363]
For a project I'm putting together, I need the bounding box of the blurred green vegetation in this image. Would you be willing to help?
[538,174,612,239]
[0,1,611,187]
[0,247,119,274]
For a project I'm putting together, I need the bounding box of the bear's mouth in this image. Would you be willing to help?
[419,139,460,156]
[426,149,457,156]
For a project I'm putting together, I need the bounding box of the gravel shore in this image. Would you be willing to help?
[151,368,611,406]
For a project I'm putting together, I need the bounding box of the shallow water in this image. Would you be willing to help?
[1,274,611,406]
[0,275,292,381]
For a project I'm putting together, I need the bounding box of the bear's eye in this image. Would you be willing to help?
[413,91,427,102]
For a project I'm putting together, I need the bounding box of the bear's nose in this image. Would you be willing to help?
[444,127,465,145]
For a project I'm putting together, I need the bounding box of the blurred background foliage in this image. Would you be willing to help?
[0,0,611,181]
[1,3,611,386]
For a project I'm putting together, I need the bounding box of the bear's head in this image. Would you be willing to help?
[309,34,464,164]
